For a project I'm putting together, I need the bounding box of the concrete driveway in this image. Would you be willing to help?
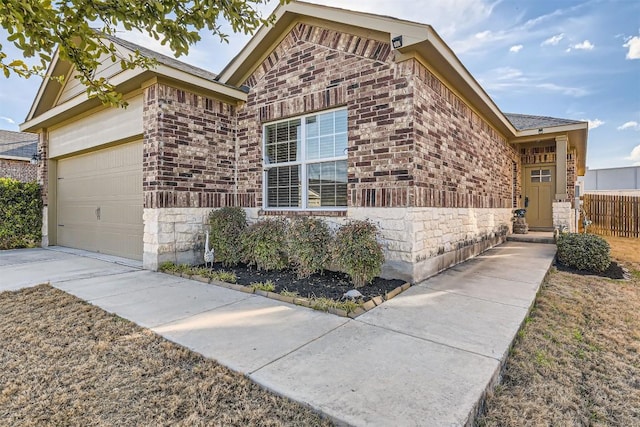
[0,242,556,426]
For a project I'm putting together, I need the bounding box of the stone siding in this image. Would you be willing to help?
[552,201,575,232]
[350,207,511,282]
[0,158,37,182]
[143,207,211,270]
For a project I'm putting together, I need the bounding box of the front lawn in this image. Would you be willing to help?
[478,237,640,425]
[0,285,331,426]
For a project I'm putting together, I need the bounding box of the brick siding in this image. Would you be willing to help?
[412,60,519,209]
[237,23,518,210]
[139,22,530,213]
[567,150,576,200]
[0,158,37,182]
[237,22,414,209]
[142,83,238,209]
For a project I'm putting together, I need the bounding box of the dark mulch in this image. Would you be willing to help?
[556,260,626,280]
[207,262,405,302]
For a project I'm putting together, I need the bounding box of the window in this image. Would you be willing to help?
[531,169,552,183]
[263,109,348,209]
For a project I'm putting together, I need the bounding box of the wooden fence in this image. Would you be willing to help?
[583,194,640,238]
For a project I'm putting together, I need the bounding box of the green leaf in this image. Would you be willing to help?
[0,0,291,107]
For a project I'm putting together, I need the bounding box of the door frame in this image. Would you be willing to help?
[523,164,555,229]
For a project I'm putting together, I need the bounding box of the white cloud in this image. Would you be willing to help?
[567,40,595,52]
[495,67,525,80]
[475,30,492,40]
[448,4,587,55]
[0,116,15,124]
[623,36,640,60]
[582,118,604,129]
[541,33,564,46]
[477,67,590,98]
[308,0,497,39]
[535,83,589,97]
[618,121,640,131]
[628,144,640,165]
[509,44,523,53]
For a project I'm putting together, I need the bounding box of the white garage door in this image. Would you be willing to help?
[57,140,143,260]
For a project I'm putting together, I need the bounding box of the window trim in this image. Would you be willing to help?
[530,168,552,183]
[262,107,348,211]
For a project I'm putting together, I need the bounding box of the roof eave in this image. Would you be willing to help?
[217,1,431,86]
[218,1,518,138]
[21,65,247,132]
[396,31,518,137]
[25,49,68,122]
[510,123,588,176]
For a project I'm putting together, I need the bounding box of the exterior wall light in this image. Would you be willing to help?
[392,36,403,49]
[30,153,42,165]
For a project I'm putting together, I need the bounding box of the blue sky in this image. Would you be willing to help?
[0,0,638,169]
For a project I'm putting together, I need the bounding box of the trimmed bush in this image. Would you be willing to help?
[241,218,288,271]
[288,217,332,279]
[0,178,42,249]
[334,220,384,288]
[208,207,247,266]
[557,233,611,273]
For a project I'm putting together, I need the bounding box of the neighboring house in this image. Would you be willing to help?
[0,130,38,182]
[584,166,640,194]
[20,2,588,283]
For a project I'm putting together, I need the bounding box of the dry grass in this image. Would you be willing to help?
[601,235,640,265]
[478,239,640,426]
[0,285,331,426]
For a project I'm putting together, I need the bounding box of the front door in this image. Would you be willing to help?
[524,166,554,229]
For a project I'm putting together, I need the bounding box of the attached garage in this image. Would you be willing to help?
[56,141,143,260]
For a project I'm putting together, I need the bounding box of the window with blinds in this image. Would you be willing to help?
[263,109,348,209]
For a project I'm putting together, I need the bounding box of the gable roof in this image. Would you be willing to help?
[0,130,38,160]
[22,34,247,131]
[218,1,521,138]
[222,1,586,174]
[21,1,588,174]
[505,113,585,131]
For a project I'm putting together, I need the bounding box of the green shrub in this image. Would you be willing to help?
[208,207,247,266]
[334,220,384,288]
[288,217,332,279]
[0,178,42,249]
[557,233,611,273]
[241,218,288,271]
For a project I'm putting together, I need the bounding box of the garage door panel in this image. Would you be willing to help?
[57,141,143,260]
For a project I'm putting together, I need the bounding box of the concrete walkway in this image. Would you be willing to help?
[0,242,556,426]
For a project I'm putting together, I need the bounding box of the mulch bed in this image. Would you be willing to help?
[556,260,627,280]
[205,262,405,302]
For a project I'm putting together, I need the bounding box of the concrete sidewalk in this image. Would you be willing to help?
[0,242,556,426]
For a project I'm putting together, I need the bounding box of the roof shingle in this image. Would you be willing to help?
[101,34,218,82]
[505,113,585,131]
